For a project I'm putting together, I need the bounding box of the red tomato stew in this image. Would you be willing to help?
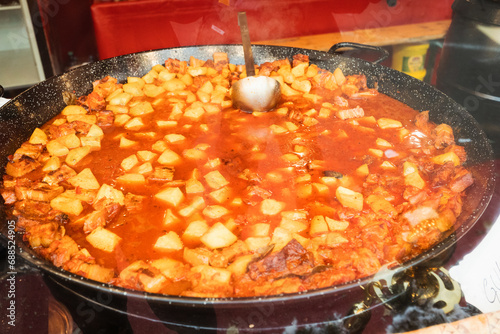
[1,53,474,297]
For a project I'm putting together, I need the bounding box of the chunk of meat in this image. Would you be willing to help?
[5,156,40,178]
[14,184,64,202]
[450,168,474,193]
[433,123,454,149]
[247,239,315,281]
[42,165,77,185]
[96,110,115,128]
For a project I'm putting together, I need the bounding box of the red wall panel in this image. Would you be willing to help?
[91,0,454,59]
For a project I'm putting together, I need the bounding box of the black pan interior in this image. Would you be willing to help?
[0,45,495,307]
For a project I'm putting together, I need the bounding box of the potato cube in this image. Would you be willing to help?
[163,209,180,227]
[154,231,183,252]
[56,133,81,149]
[202,205,229,219]
[86,227,122,252]
[260,199,285,215]
[405,171,426,189]
[29,128,48,145]
[270,124,288,134]
[325,217,349,231]
[120,154,139,171]
[183,105,205,121]
[162,78,186,92]
[333,68,345,85]
[124,117,145,131]
[68,168,100,190]
[296,183,313,198]
[47,140,69,157]
[129,101,154,116]
[326,232,349,246]
[178,196,206,217]
[67,115,97,124]
[183,248,211,266]
[81,136,101,151]
[185,178,205,194]
[368,148,384,158]
[137,150,157,162]
[204,170,229,189]
[242,223,270,239]
[209,186,231,203]
[271,227,293,251]
[227,255,254,276]
[245,237,271,251]
[61,105,87,115]
[155,187,184,207]
[50,195,84,216]
[65,146,91,167]
[309,215,329,236]
[42,156,61,172]
[143,84,166,98]
[377,118,402,129]
[182,220,209,246]
[431,152,460,166]
[94,184,125,206]
[164,133,186,144]
[136,162,153,175]
[116,173,146,186]
[151,258,188,280]
[118,137,137,149]
[108,92,133,106]
[157,149,182,166]
[376,138,392,148]
[114,114,131,126]
[336,186,363,211]
[201,222,237,249]
[366,194,397,216]
[123,82,145,97]
[280,217,308,233]
[356,164,369,177]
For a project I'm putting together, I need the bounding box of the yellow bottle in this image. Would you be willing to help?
[392,43,430,81]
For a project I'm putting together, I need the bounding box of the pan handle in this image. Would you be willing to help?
[328,42,389,64]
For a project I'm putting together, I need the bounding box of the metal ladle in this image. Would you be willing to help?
[231,12,281,113]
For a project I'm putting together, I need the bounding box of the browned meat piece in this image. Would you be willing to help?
[14,183,64,202]
[258,62,278,76]
[433,123,454,149]
[414,110,431,132]
[292,54,309,67]
[48,123,76,139]
[38,235,79,267]
[333,96,349,108]
[92,76,120,99]
[430,161,455,186]
[336,106,364,120]
[351,247,381,277]
[80,203,121,233]
[247,239,315,281]
[24,222,60,248]
[15,216,43,230]
[42,165,77,185]
[13,143,43,161]
[148,166,174,182]
[213,52,228,71]
[77,92,105,111]
[14,200,52,219]
[96,110,114,128]
[124,193,145,213]
[70,120,92,135]
[450,168,474,193]
[243,185,271,206]
[165,58,187,74]
[1,189,16,204]
[5,156,40,178]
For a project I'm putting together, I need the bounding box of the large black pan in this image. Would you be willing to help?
[0,45,495,333]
